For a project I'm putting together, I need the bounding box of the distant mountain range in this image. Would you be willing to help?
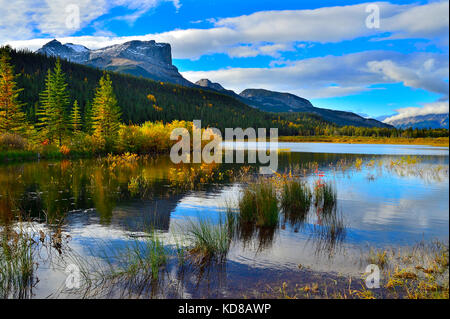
[36,39,391,128]
[196,81,391,128]
[383,113,449,129]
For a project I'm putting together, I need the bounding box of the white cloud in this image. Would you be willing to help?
[381,0,449,42]
[181,51,449,99]
[2,1,449,59]
[0,0,180,42]
[1,1,448,105]
[384,101,449,122]
[367,58,449,98]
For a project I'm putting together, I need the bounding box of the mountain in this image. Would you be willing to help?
[195,78,257,107]
[37,39,90,63]
[240,89,314,112]
[195,81,390,128]
[35,41,390,129]
[196,79,227,92]
[37,39,193,87]
[239,88,391,128]
[384,113,449,129]
[10,47,334,135]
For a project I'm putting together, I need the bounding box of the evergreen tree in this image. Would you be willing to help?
[0,48,27,135]
[37,58,70,145]
[83,101,93,134]
[71,100,82,133]
[37,69,54,140]
[91,73,121,147]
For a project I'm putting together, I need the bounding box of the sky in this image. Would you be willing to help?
[1,0,449,121]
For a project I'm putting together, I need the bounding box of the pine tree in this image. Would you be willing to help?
[71,100,82,133]
[0,48,27,135]
[37,58,70,145]
[91,73,122,147]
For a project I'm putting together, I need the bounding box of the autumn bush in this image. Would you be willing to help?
[0,133,27,151]
[118,120,194,155]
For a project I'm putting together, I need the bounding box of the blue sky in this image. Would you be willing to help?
[1,0,449,122]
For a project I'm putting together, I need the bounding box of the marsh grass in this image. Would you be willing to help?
[368,248,388,269]
[281,180,312,219]
[122,230,167,281]
[238,180,279,228]
[314,181,337,210]
[359,240,449,299]
[186,216,231,264]
[0,228,36,298]
[55,228,171,298]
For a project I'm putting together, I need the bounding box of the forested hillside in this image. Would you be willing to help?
[9,48,331,136]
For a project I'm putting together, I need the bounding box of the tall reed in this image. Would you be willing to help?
[0,229,35,298]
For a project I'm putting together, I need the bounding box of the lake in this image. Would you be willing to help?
[0,142,448,298]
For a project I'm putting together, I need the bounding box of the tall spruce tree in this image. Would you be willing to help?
[71,100,82,133]
[0,48,27,135]
[38,58,70,145]
[91,73,121,148]
[37,69,54,140]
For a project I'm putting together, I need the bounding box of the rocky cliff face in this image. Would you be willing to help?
[37,39,193,86]
[37,39,89,63]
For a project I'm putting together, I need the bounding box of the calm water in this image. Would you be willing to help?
[0,143,448,298]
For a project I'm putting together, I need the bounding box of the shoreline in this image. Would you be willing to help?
[2,137,448,163]
[277,136,449,147]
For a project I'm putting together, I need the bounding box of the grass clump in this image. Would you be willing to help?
[0,229,35,298]
[186,216,231,264]
[368,248,389,269]
[123,231,168,282]
[314,181,337,210]
[239,180,279,228]
[281,180,312,215]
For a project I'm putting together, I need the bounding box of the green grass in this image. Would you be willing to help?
[281,180,312,215]
[56,228,170,298]
[238,180,279,228]
[314,181,337,211]
[186,216,231,264]
[0,229,35,298]
[0,150,37,162]
[120,231,168,282]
